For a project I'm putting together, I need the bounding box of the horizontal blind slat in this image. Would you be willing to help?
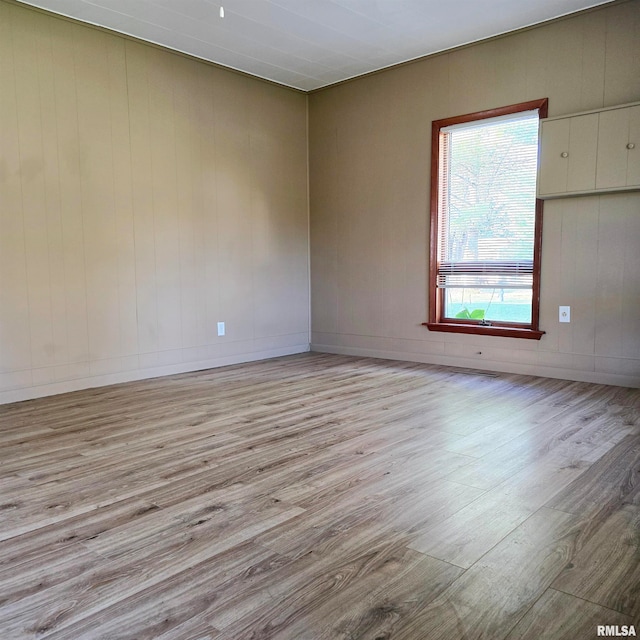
[438,261,534,274]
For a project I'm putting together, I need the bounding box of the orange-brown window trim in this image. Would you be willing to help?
[424,98,548,340]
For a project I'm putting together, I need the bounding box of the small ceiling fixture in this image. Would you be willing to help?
[219,6,224,18]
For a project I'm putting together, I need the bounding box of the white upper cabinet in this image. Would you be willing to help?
[538,102,640,199]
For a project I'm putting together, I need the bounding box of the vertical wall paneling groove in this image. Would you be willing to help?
[13,9,54,373]
[0,0,310,404]
[0,6,31,385]
[595,198,625,359]
[51,17,90,373]
[623,205,640,362]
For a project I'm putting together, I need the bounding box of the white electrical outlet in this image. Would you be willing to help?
[559,306,570,323]
[217,321,225,336]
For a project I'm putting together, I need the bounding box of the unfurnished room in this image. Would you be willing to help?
[0,0,639,638]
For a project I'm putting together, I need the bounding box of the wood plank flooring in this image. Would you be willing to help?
[1,352,639,639]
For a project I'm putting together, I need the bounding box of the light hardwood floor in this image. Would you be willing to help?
[0,353,639,640]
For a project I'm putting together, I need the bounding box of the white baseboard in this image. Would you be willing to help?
[0,344,310,406]
[4,340,636,405]
[311,343,640,388]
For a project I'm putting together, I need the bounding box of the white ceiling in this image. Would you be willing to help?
[18,0,614,91]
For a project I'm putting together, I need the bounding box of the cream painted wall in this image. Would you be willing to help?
[0,1,310,404]
[309,0,640,387]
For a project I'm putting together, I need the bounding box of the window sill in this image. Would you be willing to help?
[423,322,545,340]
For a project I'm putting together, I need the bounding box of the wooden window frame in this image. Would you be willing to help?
[424,98,548,340]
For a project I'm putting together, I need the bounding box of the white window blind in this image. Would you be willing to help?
[437,111,539,293]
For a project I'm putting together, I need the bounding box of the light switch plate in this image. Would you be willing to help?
[559,306,570,323]
[217,321,225,336]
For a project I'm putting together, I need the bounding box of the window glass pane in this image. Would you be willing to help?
[445,288,532,324]
[443,113,539,265]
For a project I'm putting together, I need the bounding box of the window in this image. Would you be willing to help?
[425,99,548,340]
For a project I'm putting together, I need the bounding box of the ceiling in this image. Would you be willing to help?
[17,0,614,91]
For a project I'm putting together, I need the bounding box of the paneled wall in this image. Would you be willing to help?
[309,0,640,387]
[0,1,309,403]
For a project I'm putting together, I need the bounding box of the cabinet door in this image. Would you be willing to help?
[597,108,630,189]
[626,105,640,186]
[566,113,599,192]
[538,119,569,195]
[538,114,598,196]
[596,105,640,189]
